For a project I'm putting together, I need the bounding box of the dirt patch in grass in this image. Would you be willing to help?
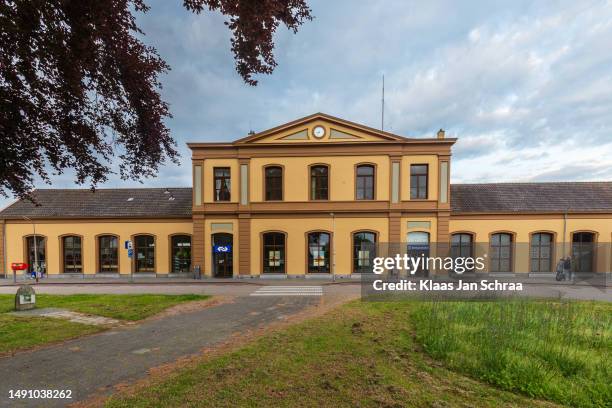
[0,315,104,357]
[0,294,211,321]
[143,296,232,322]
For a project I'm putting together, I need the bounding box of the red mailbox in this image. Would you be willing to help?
[11,263,29,284]
[11,263,28,271]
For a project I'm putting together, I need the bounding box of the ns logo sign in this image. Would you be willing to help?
[213,245,232,253]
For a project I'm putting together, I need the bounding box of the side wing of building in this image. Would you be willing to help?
[0,189,193,276]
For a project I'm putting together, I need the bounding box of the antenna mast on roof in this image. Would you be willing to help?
[381,74,385,131]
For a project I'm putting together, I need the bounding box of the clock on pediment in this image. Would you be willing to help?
[312,125,326,139]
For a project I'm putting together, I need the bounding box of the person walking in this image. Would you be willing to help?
[563,256,572,281]
[555,257,566,281]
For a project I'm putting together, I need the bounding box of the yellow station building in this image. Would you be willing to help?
[1,113,611,278]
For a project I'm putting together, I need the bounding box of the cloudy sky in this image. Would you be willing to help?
[3,0,612,208]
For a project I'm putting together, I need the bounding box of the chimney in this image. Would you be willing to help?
[437,129,445,139]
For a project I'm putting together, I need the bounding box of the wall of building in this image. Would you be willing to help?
[248,217,389,275]
[250,156,391,202]
[4,213,611,277]
[196,155,441,204]
[450,215,612,273]
[3,219,192,275]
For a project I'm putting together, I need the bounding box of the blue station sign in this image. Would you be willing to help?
[213,245,232,254]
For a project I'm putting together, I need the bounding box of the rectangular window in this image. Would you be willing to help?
[407,221,431,230]
[410,164,428,199]
[214,167,231,201]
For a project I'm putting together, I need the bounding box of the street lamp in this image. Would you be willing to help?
[22,216,38,282]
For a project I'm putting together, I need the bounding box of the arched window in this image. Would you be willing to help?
[98,235,118,273]
[62,235,83,273]
[134,235,155,273]
[572,232,595,273]
[530,233,553,272]
[307,232,330,273]
[355,165,375,200]
[262,232,286,273]
[352,231,377,273]
[451,233,473,258]
[171,235,191,273]
[310,165,329,200]
[490,233,513,272]
[25,236,46,275]
[264,166,283,201]
[451,233,474,273]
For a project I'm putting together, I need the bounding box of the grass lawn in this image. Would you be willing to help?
[411,300,611,408]
[0,294,209,354]
[103,299,608,408]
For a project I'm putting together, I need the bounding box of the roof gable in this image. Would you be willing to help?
[234,113,412,145]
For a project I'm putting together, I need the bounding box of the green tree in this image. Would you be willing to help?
[0,0,312,199]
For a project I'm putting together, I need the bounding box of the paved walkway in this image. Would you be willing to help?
[0,281,608,301]
[0,295,320,408]
[1,273,608,287]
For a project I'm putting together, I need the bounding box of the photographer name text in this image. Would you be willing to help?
[372,279,523,292]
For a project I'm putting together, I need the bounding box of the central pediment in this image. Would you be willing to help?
[234,113,413,145]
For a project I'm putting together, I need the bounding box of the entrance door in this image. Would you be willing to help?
[407,231,430,276]
[212,233,233,278]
